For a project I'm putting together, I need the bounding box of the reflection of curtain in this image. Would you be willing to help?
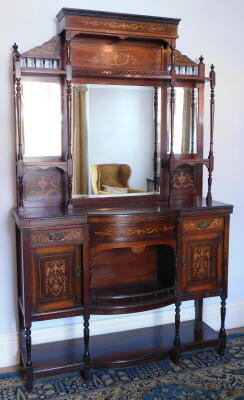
[72,86,88,195]
[181,89,191,153]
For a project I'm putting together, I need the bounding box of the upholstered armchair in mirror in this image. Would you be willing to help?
[90,164,145,195]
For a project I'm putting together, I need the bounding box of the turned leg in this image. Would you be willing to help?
[218,296,227,356]
[18,308,24,367]
[195,298,203,322]
[173,300,181,365]
[194,298,203,340]
[83,315,90,379]
[25,327,33,391]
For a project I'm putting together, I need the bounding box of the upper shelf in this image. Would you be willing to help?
[56,8,180,42]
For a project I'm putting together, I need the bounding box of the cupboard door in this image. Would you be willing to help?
[181,232,223,294]
[32,245,82,314]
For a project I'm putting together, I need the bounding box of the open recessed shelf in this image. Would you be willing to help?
[90,280,175,312]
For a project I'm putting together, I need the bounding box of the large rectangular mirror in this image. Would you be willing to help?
[72,84,161,197]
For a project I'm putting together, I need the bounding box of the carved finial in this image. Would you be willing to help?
[13,43,20,60]
[199,55,204,64]
[210,64,215,71]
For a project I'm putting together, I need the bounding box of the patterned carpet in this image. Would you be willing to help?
[0,335,243,400]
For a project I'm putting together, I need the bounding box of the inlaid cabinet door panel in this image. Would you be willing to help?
[181,233,223,294]
[32,245,82,313]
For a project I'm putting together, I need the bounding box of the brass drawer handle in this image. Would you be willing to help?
[48,232,66,241]
[196,221,210,229]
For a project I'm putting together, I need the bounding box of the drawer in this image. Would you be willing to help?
[183,217,224,233]
[31,228,83,246]
[90,220,176,242]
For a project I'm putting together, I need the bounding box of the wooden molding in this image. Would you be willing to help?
[21,36,60,59]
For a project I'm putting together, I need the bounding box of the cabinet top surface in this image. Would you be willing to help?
[56,8,181,25]
[12,199,233,224]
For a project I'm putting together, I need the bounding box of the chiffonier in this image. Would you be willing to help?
[12,8,233,390]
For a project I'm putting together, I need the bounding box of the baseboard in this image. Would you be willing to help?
[0,299,243,368]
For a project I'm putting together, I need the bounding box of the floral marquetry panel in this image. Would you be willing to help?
[23,168,65,207]
[181,233,223,294]
[32,245,81,314]
[173,166,195,192]
[71,37,162,72]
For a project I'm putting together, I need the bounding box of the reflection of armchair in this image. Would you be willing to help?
[91,164,144,195]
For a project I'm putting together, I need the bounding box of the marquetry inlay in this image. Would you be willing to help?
[44,259,67,297]
[192,246,211,281]
[173,170,194,190]
[183,218,224,232]
[74,17,176,35]
[31,230,82,245]
[29,176,58,197]
[93,224,175,238]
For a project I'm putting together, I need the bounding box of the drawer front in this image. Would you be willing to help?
[181,232,223,294]
[31,245,82,314]
[90,220,176,242]
[31,228,83,246]
[183,217,224,233]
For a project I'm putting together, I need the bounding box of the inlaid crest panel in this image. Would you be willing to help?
[181,233,223,294]
[173,166,195,191]
[71,37,161,71]
[24,169,65,206]
[189,245,214,283]
[32,245,81,314]
[38,253,74,302]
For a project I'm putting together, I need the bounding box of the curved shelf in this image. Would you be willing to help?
[90,280,175,313]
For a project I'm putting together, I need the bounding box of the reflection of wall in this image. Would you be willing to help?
[88,85,154,191]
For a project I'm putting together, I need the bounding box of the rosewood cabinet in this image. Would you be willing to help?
[12,8,233,391]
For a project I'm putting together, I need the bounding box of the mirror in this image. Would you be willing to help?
[167,87,198,154]
[72,84,161,197]
[22,79,62,158]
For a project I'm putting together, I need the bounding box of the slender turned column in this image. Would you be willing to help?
[190,88,196,154]
[218,296,227,356]
[13,43,24,212]
[174,300,181,364]
[65,39,73,210]
[25,327,33,391]
[83,314,90,379]
[206,64,215,207]
[153,87,159,191]
[168,46,176,204]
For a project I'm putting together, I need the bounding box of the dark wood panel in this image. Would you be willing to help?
[23,168,65,207]
[71,37,162,71]
[181,232,223,294]
[32,245,82,313]
[90,247,157,287]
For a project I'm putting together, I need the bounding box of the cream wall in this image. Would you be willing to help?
[0,0,243,366]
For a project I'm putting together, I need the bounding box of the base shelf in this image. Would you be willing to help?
[24,320,220,378]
